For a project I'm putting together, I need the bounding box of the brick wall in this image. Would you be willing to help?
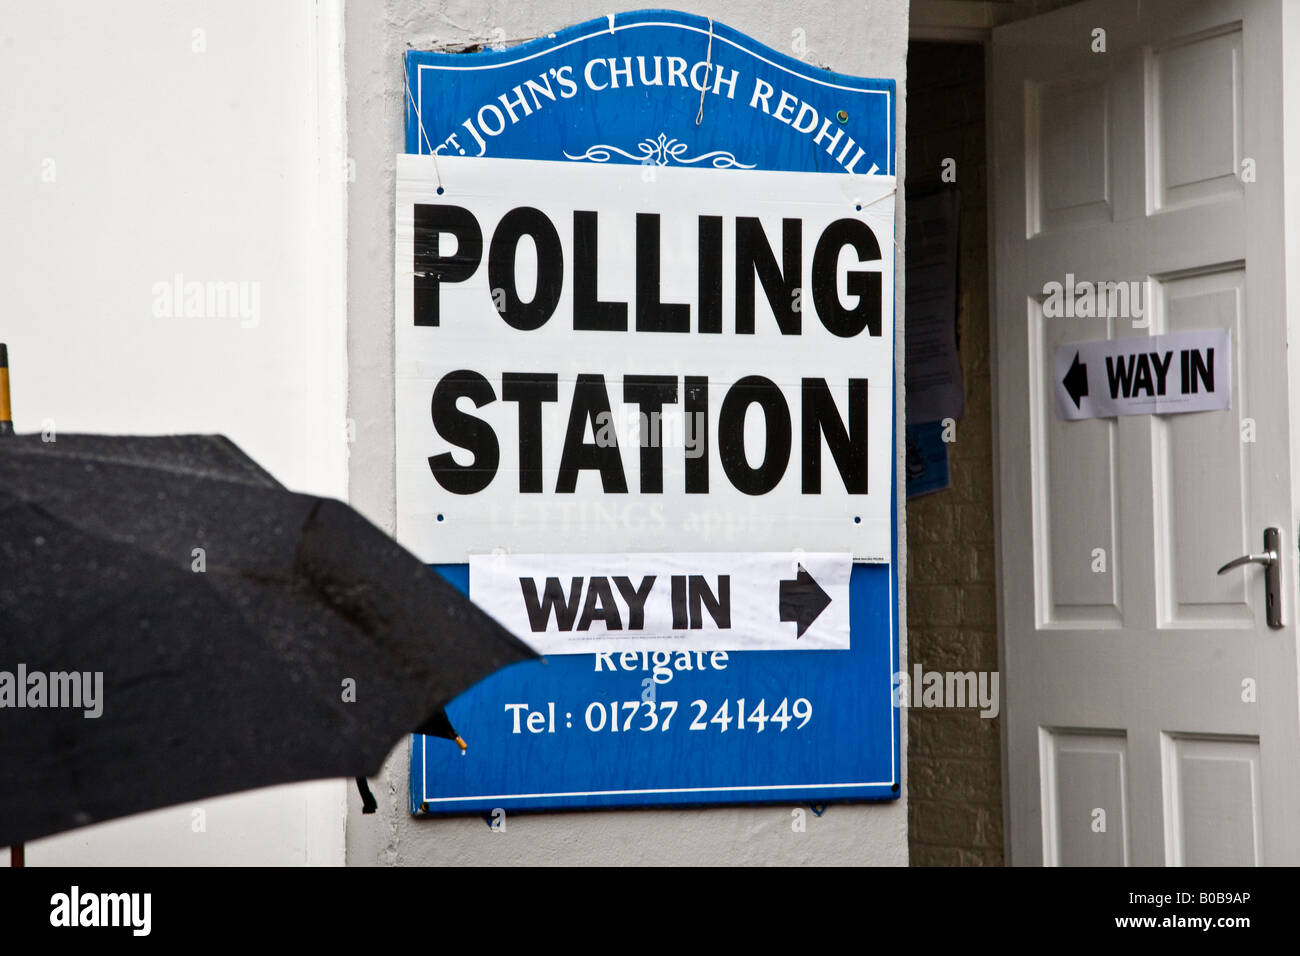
[904,42,1003,866]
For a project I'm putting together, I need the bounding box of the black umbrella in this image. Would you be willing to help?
[0,428,536,848]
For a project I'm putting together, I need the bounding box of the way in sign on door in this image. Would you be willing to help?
[1054,328,1232,421]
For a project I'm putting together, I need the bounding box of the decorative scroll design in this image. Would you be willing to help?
[564,132,756,169]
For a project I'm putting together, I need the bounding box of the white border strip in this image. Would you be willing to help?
[420,731,895,802]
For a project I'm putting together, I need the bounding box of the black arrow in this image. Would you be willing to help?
[779,565,831,638]
[1063,351,1089,409]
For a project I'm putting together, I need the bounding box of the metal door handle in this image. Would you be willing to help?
[1217,527,1283,628]
[1216,552,1276,574]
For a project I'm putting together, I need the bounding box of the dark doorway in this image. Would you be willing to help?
[904,42,1002,866]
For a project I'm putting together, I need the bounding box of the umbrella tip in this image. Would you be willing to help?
[455,734,468,751]
[0,342,11,436]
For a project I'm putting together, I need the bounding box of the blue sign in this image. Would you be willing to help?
[906,421,951,498]
[404,9,899,813]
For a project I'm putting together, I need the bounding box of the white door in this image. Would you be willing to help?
[992,0,1300,865]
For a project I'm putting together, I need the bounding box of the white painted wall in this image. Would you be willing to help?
[0,0,349,865]
[343,0,910,866]
[0,0,907,866]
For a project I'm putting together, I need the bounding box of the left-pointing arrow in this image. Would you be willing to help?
[779,565,831,638]
[1063,351,1089,409]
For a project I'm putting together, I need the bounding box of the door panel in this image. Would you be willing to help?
[1149,25,1244,211]
[1031,78,1113,233]
[1162,733,1262,866]
[1041,729,1130,866]
[992,0,1300,865]
[1031,302,1122,625]
[1155,269,1251,626]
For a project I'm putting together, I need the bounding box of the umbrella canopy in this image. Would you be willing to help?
[0,433,536,847]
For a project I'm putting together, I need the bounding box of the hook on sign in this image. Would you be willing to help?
[696,18,714,126]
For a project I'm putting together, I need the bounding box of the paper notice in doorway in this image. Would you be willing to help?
[904,189,964,425]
